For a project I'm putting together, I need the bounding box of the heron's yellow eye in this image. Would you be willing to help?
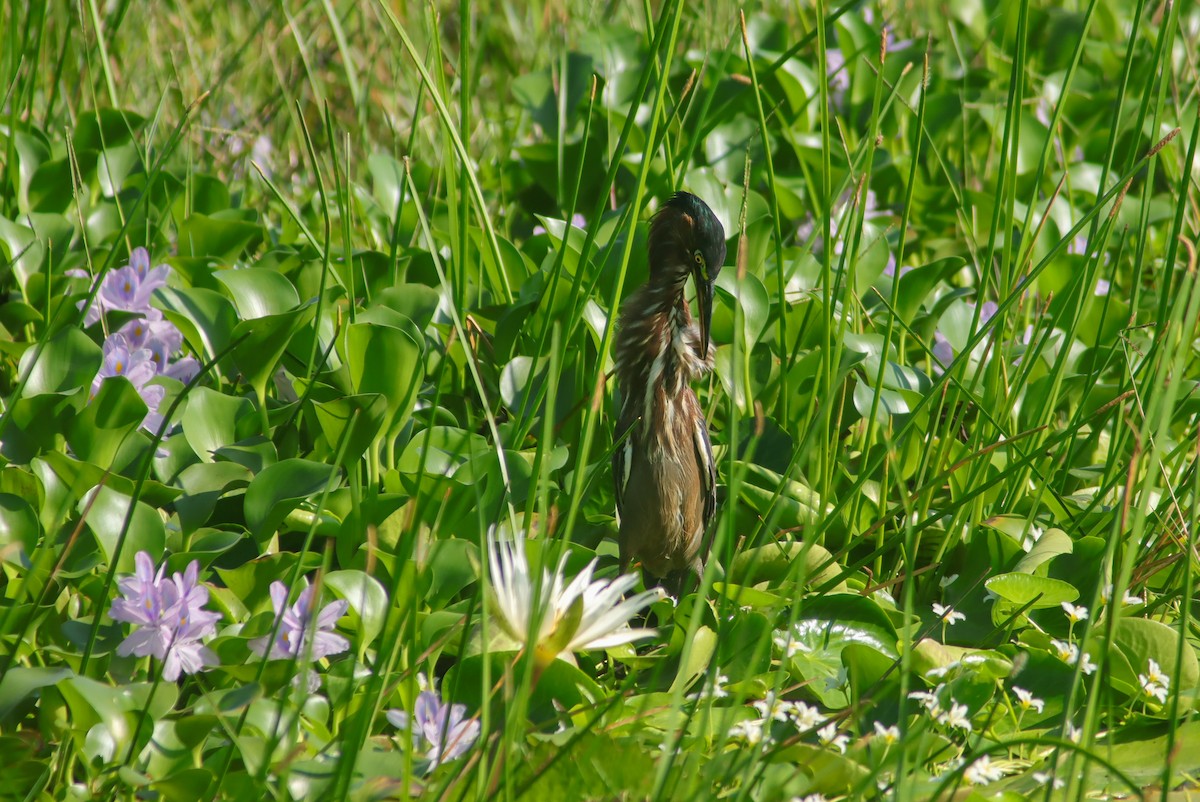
[693,250,707,280]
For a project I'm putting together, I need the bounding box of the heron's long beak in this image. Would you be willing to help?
[693,269,714,359]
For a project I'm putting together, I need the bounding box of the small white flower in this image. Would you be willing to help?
[939,702,972,731]
[1021,524,1045,552]
[773,631,810,659]
[908,690,942,718]
[1123,591,1144,605]
[932,603,965,626]
[1065,723,1082,742]
[790,702,825,731]
[730,717,767,745]
[1144,658,1169,687]
[964,754,1005,785]
[1078,652,1098,675]
[817,722,849,752]
[1051,639,1078,663]
[1013,686,1045,714]
[789,795,829,802]
[939,573,959,588]
[1061,602,1089,623]
[688,673,729,701]
[1141,679,1167,702]
[752,692,794,723]
[873,721,900,744]
[1032,772,1066,789]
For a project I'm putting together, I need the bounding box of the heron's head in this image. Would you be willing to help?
[648,191,726,355]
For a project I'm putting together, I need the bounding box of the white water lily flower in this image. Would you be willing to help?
[1012,686,1044,714]
[487,529,662,664]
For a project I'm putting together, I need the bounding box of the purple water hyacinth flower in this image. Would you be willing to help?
[139,385,168,435]
[143,324,185,372]
[99,266,144,311]
[825,48,850,109]
[78,248,171,325]
[250,581,350,662]
[163,356,201,384]
[91,335,158,398]
[387,688,480,771]
[82,251,197,436]
[109,551,220,681]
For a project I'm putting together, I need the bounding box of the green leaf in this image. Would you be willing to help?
[424,538,481,608]
[18,327,101,396]
[310,391,389,466]
[177,212,264,260]
[0,665,72,721]
[215,268,300,320]
[892,256,966,323]
[78,486,166,573]
[669,625,717,694]
[73,109,144,151]
[985,573,1078,608]
[97,143,140,197]
[340,322,423,447]
[243,458,338,539]
[174,462,254,533]
[154,285,238,366]
[728,541,842,588]
[229,304,317,412]
[1012,527,1073,574]
[0,493,39,564]
[1111,617,1200,695]
[324,570,388,648]
[180,386,257,462]
[66,376,147,466]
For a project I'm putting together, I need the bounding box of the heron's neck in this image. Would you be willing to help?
[614,281,710,428]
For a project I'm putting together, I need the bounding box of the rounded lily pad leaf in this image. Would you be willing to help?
[324,570,388,648]
[985,573,1078,608]
[912,639,1013,681]
[18,328,101,396]
[710,581,782,609]
[1112,617,1200,697]
[728,541,842,588]
[243,458,339,539]
[78,486,166,573]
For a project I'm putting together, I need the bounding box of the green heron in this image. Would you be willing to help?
[613,192,725,595]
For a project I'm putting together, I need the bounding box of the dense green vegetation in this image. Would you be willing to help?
[1,0,1199,799]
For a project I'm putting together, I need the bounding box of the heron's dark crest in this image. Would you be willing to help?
[612,191,725,596]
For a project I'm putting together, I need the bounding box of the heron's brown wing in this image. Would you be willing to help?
[613,412,637,519]
[693,416,716,527]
